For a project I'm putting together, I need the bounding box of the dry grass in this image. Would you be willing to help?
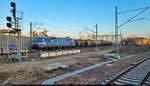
[1,68,45,84]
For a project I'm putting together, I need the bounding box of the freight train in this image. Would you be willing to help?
[32,37,113,50]
[74,39,113,47]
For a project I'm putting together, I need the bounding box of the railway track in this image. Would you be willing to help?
[33,46,113,52]
[101,56,150,85]
[41,55,135,85]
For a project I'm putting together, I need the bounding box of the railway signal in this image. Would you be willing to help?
[6,16,12,28]
[5,2,27,61]
[10,2,16,20]
[10,2,18,31]
[6,2,23,57]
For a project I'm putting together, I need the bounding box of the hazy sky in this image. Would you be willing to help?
[0,0,150,38]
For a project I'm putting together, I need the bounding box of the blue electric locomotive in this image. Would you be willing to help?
[32,37,75,49]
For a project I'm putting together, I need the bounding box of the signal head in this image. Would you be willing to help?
[11,2,16,7]
[6,16,12,22]
[6,23,12,28]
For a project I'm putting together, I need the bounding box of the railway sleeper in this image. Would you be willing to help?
[113,81,125,85]
[120,77,141,82]
[128,71,147,74]
[146,78,150,81]
[125,73,144,78]
[115,79,138,85]
[113,80,136,85]
[118,78,140,83]
[122,75,142,80]
[127,71,145,74]
[147,76,150,79]
[126,73,146,77]
[145,81,150,85]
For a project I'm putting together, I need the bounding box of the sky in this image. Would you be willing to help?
[0,0,150,38]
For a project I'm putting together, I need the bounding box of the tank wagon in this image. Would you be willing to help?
[74,39,113,48]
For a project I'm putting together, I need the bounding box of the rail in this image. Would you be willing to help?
[101,55,150,85]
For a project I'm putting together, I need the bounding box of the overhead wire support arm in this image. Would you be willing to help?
[118,7,149,14]
[118,7,149,29]
[86,28,96,33]
[82,26,96,33]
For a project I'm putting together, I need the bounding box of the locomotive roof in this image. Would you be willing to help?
[34,36,73,39]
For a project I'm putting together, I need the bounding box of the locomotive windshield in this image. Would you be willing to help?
[33,38,39,42]
[33,37,45,42]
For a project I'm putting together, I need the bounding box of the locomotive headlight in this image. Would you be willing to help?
[43,42,46,45]
[39,42,46,45]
